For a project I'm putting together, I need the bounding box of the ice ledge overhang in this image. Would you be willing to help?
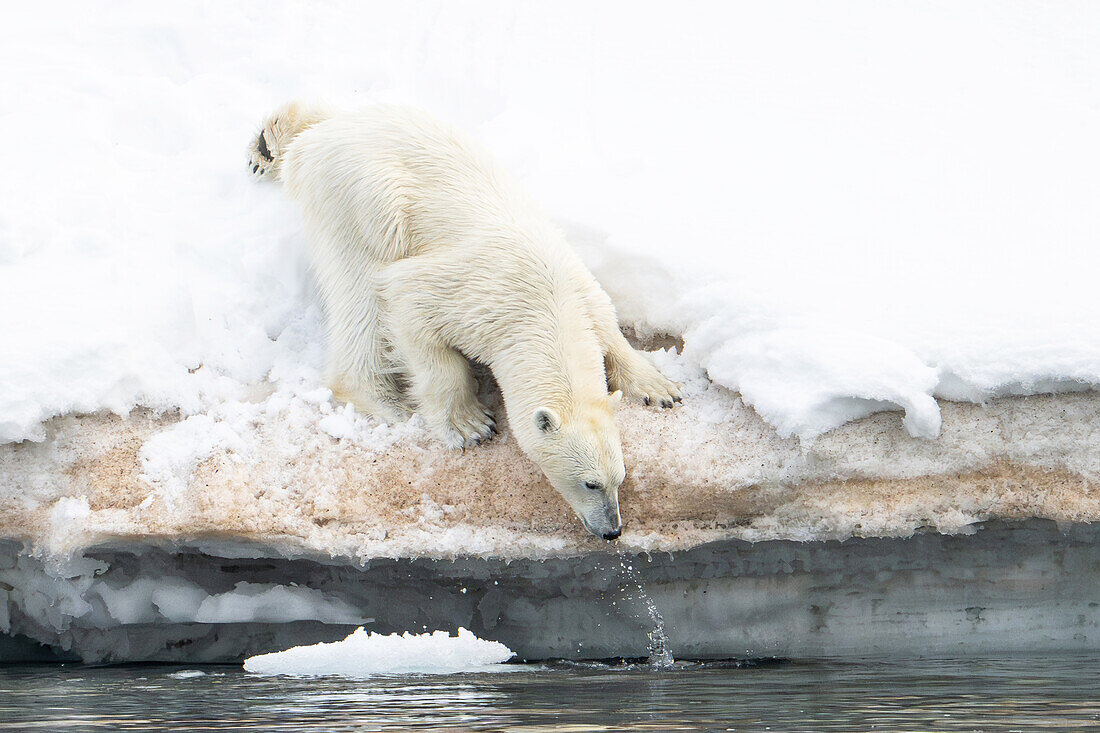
[2,518,1100,663]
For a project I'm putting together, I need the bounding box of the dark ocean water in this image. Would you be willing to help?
[2,655,1099,731]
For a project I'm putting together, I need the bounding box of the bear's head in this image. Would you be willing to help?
[527,393,626,540]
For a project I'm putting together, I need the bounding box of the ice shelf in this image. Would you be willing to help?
[2,388,1100,662]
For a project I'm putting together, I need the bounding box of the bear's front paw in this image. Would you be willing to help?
[618,362,683,409]
[439,401,497,450]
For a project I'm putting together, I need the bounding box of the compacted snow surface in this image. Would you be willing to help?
[243,627,515,677]
[2,1,1099,448]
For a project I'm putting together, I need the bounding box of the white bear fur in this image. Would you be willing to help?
[249,102,680,537]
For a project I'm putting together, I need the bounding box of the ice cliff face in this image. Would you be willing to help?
[2,384,1100,662]
[3,520,1100,663]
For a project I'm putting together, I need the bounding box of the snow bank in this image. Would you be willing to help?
[244,627,514,676]
[2,2,1100,446]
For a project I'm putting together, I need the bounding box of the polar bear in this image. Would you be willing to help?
[248,102,680,539]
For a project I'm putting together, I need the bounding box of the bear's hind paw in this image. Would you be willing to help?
[247,130,276,180]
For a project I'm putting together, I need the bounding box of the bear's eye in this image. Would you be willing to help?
[584,480,602,491]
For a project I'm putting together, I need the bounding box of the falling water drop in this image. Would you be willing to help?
[615,551,674,668]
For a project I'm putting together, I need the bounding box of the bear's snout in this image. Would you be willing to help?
[602,527,622,541]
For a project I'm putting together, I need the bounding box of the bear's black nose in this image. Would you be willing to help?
[603,528,622,541]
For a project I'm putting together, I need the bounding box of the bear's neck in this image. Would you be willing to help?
[491,317,607,448]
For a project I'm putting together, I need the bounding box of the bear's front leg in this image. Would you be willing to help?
[380,255,496,449]
[406,342,496,450]
[581,275,682,409]
[605,340,682,409]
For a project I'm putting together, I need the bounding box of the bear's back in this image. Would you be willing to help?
[282,106,554,264]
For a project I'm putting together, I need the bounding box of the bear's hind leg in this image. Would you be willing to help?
[324,288,410,423]
[327,367,408,424]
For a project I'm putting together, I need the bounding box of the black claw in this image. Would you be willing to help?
[661,400,672,408]
[257,130,272,161]
[252,164,259,173]
[643,396,650,406]
[673,395,682,403]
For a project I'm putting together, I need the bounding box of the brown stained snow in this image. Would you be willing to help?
[2,387,1100,561]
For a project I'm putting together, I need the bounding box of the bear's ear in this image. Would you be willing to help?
[534,407,560,434]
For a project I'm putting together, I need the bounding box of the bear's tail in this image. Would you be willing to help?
[248,101,332,181]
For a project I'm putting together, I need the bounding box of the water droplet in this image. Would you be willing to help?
[612,548,673,668]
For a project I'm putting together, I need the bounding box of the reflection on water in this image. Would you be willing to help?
[1,656,1099,731]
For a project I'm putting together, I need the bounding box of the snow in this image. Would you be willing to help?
[2,2,1100,447]
[138,415,246,501]
[243,627,515,677]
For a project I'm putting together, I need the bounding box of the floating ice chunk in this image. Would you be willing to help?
[243,627,515,677]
